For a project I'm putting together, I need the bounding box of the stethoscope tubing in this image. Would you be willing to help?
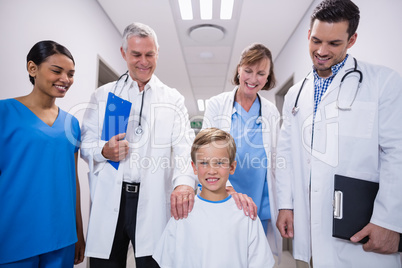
[112,71,145,135]
[292,57,362,115]
[232,88,263,124]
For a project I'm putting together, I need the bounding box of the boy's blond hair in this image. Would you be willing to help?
[191,128,236,164]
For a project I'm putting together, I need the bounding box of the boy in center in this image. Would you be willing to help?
[153,127,274,268]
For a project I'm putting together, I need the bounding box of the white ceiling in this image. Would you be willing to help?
[97,0,314,117]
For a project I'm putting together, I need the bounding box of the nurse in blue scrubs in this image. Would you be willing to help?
[202,43,282,258]
[0,41,85,267]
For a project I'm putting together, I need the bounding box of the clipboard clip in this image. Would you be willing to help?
[333,190,343,219]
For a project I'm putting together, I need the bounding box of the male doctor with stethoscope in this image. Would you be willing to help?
[80,22,197,268]
[275,0,402,267]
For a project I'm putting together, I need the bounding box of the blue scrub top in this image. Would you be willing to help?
[0,99,80,264]
[230,97,271,222]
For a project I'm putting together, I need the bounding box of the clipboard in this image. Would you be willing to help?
[332,174,378,244]
[101,92,132,169]
[333,174,402,252]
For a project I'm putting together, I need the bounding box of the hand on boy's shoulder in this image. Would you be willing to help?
[227,187,257,220]
[170,185,195,220]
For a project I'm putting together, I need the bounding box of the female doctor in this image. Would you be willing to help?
[202,43,282,259]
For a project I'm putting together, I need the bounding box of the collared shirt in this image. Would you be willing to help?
[311,55,349,149]
[313,54,349,116]
[121,76,153,183]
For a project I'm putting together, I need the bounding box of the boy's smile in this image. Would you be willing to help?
[192,140,236,201]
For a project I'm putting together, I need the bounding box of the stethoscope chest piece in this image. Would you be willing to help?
[135,126,143,136]
[113,70,147,136]
[292,106,299,115]
[232,88,263,124]
[255,116,262,125]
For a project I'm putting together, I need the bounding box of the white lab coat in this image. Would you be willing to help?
[81,75,195,259]
[202,87,283,259]
[276,56,402,267]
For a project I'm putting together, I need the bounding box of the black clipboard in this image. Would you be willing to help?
[332,174,378,243]
[101,92,132,170]
[333,174,402,252]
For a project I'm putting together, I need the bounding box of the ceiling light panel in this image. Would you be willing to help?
[178,0,193,20]
[200,0,213,20]
[177,0,237,21]
[220,0,234,19]
[197,99,205,111]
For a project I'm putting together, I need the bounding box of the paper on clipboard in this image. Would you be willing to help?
[101,92,132,170]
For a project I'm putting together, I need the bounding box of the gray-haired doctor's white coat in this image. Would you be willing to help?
[80,74,195,259]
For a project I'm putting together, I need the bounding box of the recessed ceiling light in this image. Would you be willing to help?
[220,0,234,20]
[199,51,214,59]
[200,0,212,20]
[197,99,205,112]
[178,0,193,20]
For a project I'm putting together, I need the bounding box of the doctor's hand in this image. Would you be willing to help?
[102,133,129,162]
[276,209,294,238]
[227,186,257,220]
[351,223,400,254]
[171,185,195,220]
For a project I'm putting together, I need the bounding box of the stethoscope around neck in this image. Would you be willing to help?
[233,88,263,125]
[292,57,363,116]
[112,71,145,136]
